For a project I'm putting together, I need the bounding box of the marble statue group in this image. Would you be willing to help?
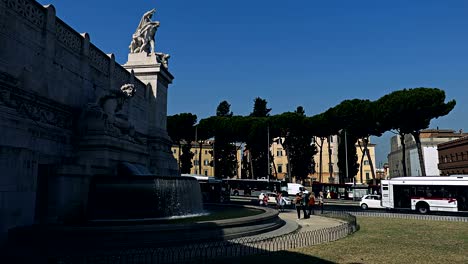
[129,9,159,54]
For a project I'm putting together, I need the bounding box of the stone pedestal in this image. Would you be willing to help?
[123,53,178,176]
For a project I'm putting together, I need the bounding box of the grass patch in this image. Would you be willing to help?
[230,217,468,264]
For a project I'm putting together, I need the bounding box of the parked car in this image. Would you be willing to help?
[360,194,384,210]
[258,192,292,206]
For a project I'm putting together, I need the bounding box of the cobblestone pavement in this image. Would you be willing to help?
[280,209,346,231]
[241,207,346,240]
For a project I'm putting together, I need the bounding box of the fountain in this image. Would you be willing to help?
[2,5,284,261]
[87,174,205,220]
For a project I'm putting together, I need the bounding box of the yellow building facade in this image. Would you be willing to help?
[270,136,376,184]
[172,136,376,182]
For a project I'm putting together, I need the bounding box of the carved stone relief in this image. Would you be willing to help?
[5,0,45,28]
[55,20,83,53]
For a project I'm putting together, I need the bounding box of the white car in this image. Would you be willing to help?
[259,192,292,206]
[360,195,384,210]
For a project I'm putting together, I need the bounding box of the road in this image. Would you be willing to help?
[228,196,468,217]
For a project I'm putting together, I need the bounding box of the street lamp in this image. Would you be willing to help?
[267,124,270,182]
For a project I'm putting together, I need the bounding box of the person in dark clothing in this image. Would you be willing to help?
[294,193,302,219]
[308,192,316,216]
[302,192,310,219]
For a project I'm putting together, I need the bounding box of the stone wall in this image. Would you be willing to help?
[0,0,178,244]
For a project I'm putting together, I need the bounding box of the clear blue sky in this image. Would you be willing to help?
[38,0,468,165]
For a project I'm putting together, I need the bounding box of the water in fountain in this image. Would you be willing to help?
[153,176,204,218]
[88,175,205,220]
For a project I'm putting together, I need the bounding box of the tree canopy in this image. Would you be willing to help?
[171,88,456,180]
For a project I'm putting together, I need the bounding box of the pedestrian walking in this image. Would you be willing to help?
[276,192,284,212]
[302,191,309,219]
[308,192,316,216]
[263,193,269,207]
[318,191,324,214]
[294,193,302,219]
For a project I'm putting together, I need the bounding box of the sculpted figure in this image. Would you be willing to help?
[156,52,170,68]
[129,9,160,54]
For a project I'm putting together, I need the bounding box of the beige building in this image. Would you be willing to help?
[355,140,377,184]
[173,135,376,182]
[270,136,376,185]
[388,129,468,177]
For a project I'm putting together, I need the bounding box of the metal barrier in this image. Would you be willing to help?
[348,211,468,222]
[52,212,357,264]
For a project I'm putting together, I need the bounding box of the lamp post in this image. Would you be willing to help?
[267,125,270,182]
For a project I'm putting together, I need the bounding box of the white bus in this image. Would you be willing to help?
[222,179,287,197]
[381,175,468,214]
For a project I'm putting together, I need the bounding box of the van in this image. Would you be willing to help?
[287,183,309,196]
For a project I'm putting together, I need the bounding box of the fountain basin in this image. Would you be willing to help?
[8,204,284,255]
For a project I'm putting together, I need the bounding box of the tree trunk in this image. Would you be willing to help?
[285,145,292,182]
[272,153,278,179]
[198,141,202,175]
[363,137,377,184]
[178,143,181,173]
[318,137,325,183]
[411,131,426,176]
[327,136,333,183]
[399,132,407,176]
[358,140,364,184]
[249,150,254,179]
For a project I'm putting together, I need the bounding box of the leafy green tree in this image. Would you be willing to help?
[329,99,384,183]
[308,112,339,183]
[167,113,197,173]
[250,97,271,117]
[180,142,194,173]
[216,100,233,117]
[377,88,456,176]
[242,98,271,178]
[281,107,317,183]
[212,101,237,178]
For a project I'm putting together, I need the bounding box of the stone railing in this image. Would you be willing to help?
[2,0,45,28]
[2,0,145,91]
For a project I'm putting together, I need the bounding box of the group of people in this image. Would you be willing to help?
[294,191,324,219]
[260,190,325,219]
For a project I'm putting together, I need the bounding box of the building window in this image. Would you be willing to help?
[366,172,370,180]
[203,160,209,166]
[194,160,199,166]
[278,164,283,173]
[205,150,208,155]
[173,149,177,154]
[329,136,333,143]
[194,150,198,154]
[277,149,283,156]
[330,149,333,155]
[364,160,369,165]
[204,170,208,176]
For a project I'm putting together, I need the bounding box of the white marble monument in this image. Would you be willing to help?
[0,1,178,244]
